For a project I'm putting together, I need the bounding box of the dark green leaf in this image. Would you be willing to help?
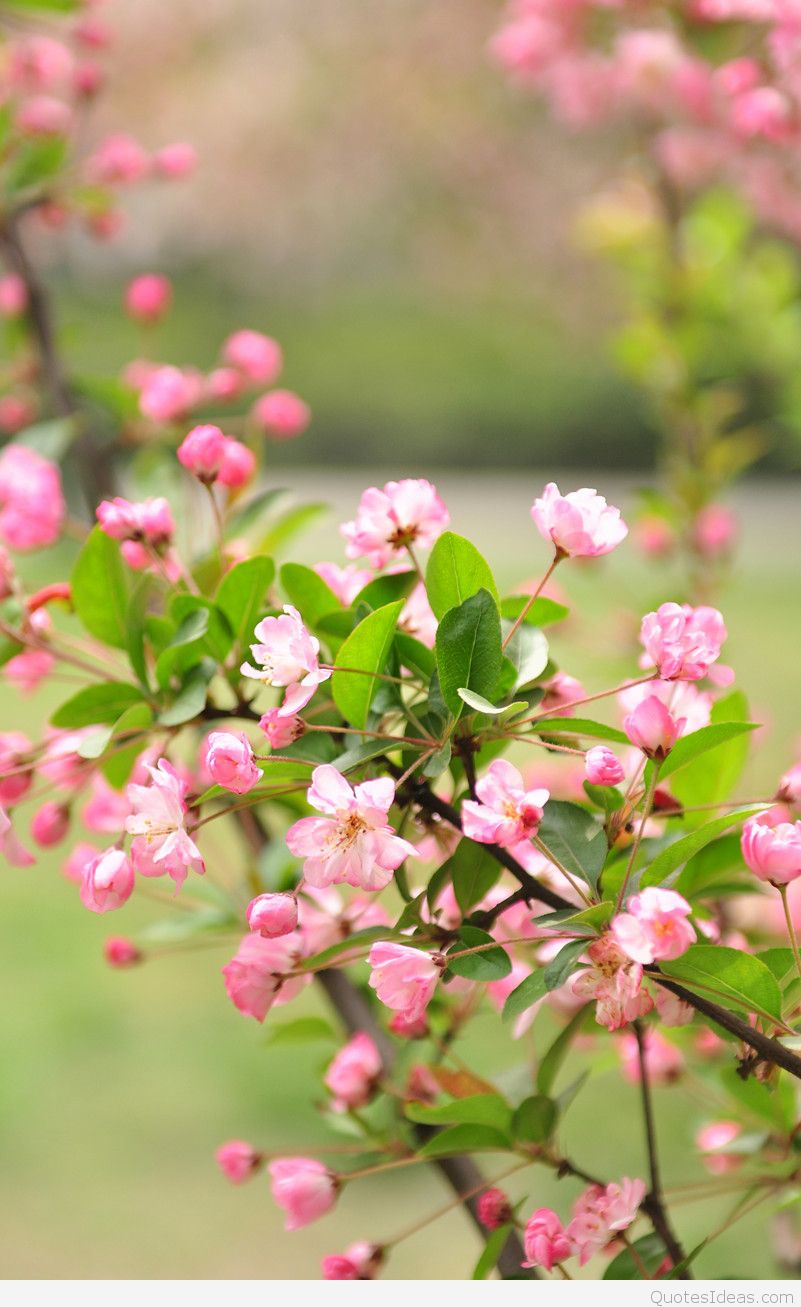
[354,570,417,612]
[655,721,758,782]
[436,589,502,720]
[447,925,511,982]
[511,1094,557,1143]
[331,601,404,728]
[417,1123,511,1159]
[503,623,549,691]
[50,682,143,729]
[157,660,215,726]
[426,532,499,620]
[660,944,783,1021]
[503,969,547,1023]
[604,1234,666,1280]
[447,840,501,914]
[538,800,607,893]
[280,563,341,627]
[640,806,768,889]
[535,717,628,744]
[215,556,275,657]
[70,527,132,650]
[472,1225,512,1280]
[544,938,587,991]
[537,1005,592,1095]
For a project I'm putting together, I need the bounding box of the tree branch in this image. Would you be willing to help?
[634,1021,692,1278]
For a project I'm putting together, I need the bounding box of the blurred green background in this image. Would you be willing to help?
[3,0,801,1280]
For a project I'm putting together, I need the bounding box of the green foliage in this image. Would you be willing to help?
[660,944,783,1022]
[447,925,511,982]
[538,800,607,893]
[280,563,341,627]
[331,600,404,727]
[406,1094,512,1133]
[435,589,502,720]
[50,682,144,729]
[503,969,548,1022]
[670,692,754,815]
[639,806,768,889]
[215,556,275,658]
[511,1094,557,1143]
[70,527,134,651]
[425,532,499,620]
[417,1123,511,1159]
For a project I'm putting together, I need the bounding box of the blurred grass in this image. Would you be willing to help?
[1,473,799,1278]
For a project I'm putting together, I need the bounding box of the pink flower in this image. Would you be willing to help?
[653,986,694,1027]
[612,888,694,964]
[217,439,255,489]
[779,763,801,807]
[96,496,174,547]
[567,1179,645,1266]
[584,745,624,787]
[0,804,34,866]
[619,1030,684,1085]
[31,800,69,847]
[246,892,298,939]
[0,731,32,805]
[478,1188,513,1231]
[640,603,727,681]
[531,483,627,558]
[741,814,801,885]
[86,132,150,184]
[222,330,283,386]
[222,932,309,1022]
[322,1243,381,1280]
[205,367,243,402]
[205,731,262,794]
[268,1157,337,1231]
[104,936,141,968]
[252,389,310,439]
[0,444,65,551]
[462,759,549,849]
[153,142,197,179]
[0,274,28,318]
[4,649,55,694]
[7,34,73,92]
[259,708,304,750]
[367,941,440,1022]
[696,1121,742,1175]
[216,1140,262,1184]
[693,505,736,558]
[522,1208,574,1271]
[241,605,331,716]
[286,765,416,891]
[125,759,205,889]
[83,781,132,841]
[80,848,135,914]
[139,366,201,423]
[623,695,684,760]
[313,561,372,606]
[400,581,438,648]
[635,515,676,558]
[176,424,228,481]
[571,935,652,1031]
[124,274,172,324]
[324,1033,382,1111]
[16,95,73,137]
[341,479,449,569]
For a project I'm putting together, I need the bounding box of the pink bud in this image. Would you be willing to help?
[259,708,304,750]
[124,274,172,324]
[205,731,262,794]
[104,936,141,968]
[246,892,298,939]
[222,330,283,386]
[252,389,310,439]
[268,1157,337,1231]
[177,424,228,481]
[31,800,70,847]
[16,95,73,137]
[522,1208,573,1271]
[0,275,28,318]
[692,504,736,559]
[623,695,684,761]
[206,367,243,402]
[742,814,801,886]
[154,142,197,179]
[73,60,104,98]
[140,366,200,423]
[584,745,624,787]
[80,848,135,914]
[217,439,255,489]
[216,1139,262,1184]
[322,1244,381,1280]
[478,1187,513,1231]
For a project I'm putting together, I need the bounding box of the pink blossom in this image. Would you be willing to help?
[634,515,676,558]
[0,275,28,318]
[241,604,331,716]
[268,1158,337,1232]
[623,694,684,760]
[531,482,627,558]
[741,813,801,885]
[312,561,372,606]
[322,1243,381,1280]
[153,142,197,179]
[222,932,309,1022]
[0,444,65,551]
[0,804,34,866]
[63,842,98,885]
[612,888,695,964]
[104,936,141,968]
[86,133,150,184]
[0,732,32,805]
[399,581,438,648]
[176,424,227,480]
[0,394,36,434]
[74,62,105,98]
[139,366,201,423]
[217,439,255,489]
[259,708,304,750]
[222,330,283,386]
[16,96,73,137]
[478,1188,513,1231]
[368,941,440,1022]
[80,848,135,914]
[341,479,449,568]
[696,1121,743,1175]
[125,759,204,889]
[619,679,711,737]
[205,731,262,794]
[246,892,298,939]
[252,389,310,438]
[571,935,652,1031]
[324,1032,382,1110]
[584,745,624,787]
[654,986,694,1027]
[216,1140,262,1184]
[522,1208,574,1271]
[539,670,586,715]
[778,762,801,807]
[619,1029,685,1085]
[3,650,55,694]
[31,800,69,847]
[7,34,73,92]
[389,1011,429,1039]
[124,274,172,324]
[286,765,416,891]
[567,1179,645,1266]
[693,505,736,558]
[462,759,549,849]
[205,367,243,402]
[96,496,174,547]
[640,603,727,681]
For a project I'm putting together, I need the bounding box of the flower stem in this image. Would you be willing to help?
[777,883,801,990]
[501,552,561,652]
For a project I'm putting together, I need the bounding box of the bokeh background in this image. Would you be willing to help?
[2,0,801,1281]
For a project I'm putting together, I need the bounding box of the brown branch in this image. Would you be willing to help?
[634,1021,692,1278]
[652,976,801,1081]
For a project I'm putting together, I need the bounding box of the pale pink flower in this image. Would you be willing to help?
[139,366,201,423]
[0,274,28,318]
[640,603,727,681]
[204,731,262,794]
[86,132,149,184]
[313,561,373,606]
[0,731,32,805]
[80,848,135,914]
[63,842,98,885]
[246,892,298,939]
[567,1179,645,1266]
[531,482,627,558]
[252,389,310,438]
[741,813,801,885]
[7,34,73,92]
[322,1243,381,1280]
[539,671,586,716]
[584,745,624,787]
[222,932,309,1022]
[0,444,65,551]
[258,708,304,750]
[653,986,694,1027]
[779,762,801,807]
[286,765,415,891]
[478,1188,513,1231]
[96,496,174,547]
[324,1033,382,1110]
[222,330,282,386]
[367,941,440,1022]
[619,1029,684,1085]
[696,1121,743,1175]
[125,759,204,889]
[341,479,449,568]
[268,1158,337,1232]
[634,515,676,558]
[176,424,228,480]
[153,142,197,179]
[124,274,172,324]
[612,887,695,964]
[216,1140,262,1184]
[104,936,141,968]
[522,1208,574,1271]
[241,605,331,717]
[693,505,736,558]
[571,935,652,1031]
[619,679,711,737]
[0,804,34,866]
[462,759,549,849]
[31,800,69,847]
[623,694,685,760]
[16,96,73,137]
[205,367,243,402]
[400,581,438,648]
[216,439,255,489]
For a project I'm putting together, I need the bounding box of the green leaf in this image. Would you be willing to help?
[354,570,418,612]
[436,589,502,720]
[503,623,549,691]
[395,632,435,680]
[426,532,499,620]
[447,840,501,914]
[584,781,622,814]
[671,691,755,813]
[6,135,67,194]
[155,608,211,689]
[417,1123,511,1159]
[100,703,153,788]
[534,717,628,744]
[538,800,607,893]
[472,1225,512,1280]
[406,1094,512,1133]
[280,563,341,627]
[300,926,393,972]
[1,0,77,10]
[500,595,569,627]
[503,969,547,1023]
[544,938,587,991]
[604,1234,666,1281]
[50,682,143,729]
[331,600,404,728]
[660,944,783,1021]
[157,660,215,726]
[537,1005,592,1096]
[264,1017,338,1047]
[257,502,327,555]
[215,556,275,658]
[511,1094,557,1143]
[447,925,511,982]
[640,806,768,889]
[70,527,132,650]
[457,688,506,715]
[655,721,758,782]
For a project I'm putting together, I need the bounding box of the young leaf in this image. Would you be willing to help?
[639,806,768,889]
[435,589,502,720]
[405,1094,513,1133]
[671,691,755,814]
[659,944,783,1021]
[71,527,133,650]
[331,600,404,728]
[511,1094,558,1143]
[417,1123,511,1159]
[543,938,587,991]
[533,717,628,744]
[444,839,500,914]
[280,562,341,627]
[500,595,569,627]
[426,532,499,620]
[538,800,607,893]
[655,721,758,782]
[472,1225,512,1280]
[537,1004,591,1096]
[215,556,275,657]
[50,682,143,729]
[447,925,511,982]
[503,969,547,1022]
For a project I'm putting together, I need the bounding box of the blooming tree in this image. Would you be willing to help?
[4,0,801,1284]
